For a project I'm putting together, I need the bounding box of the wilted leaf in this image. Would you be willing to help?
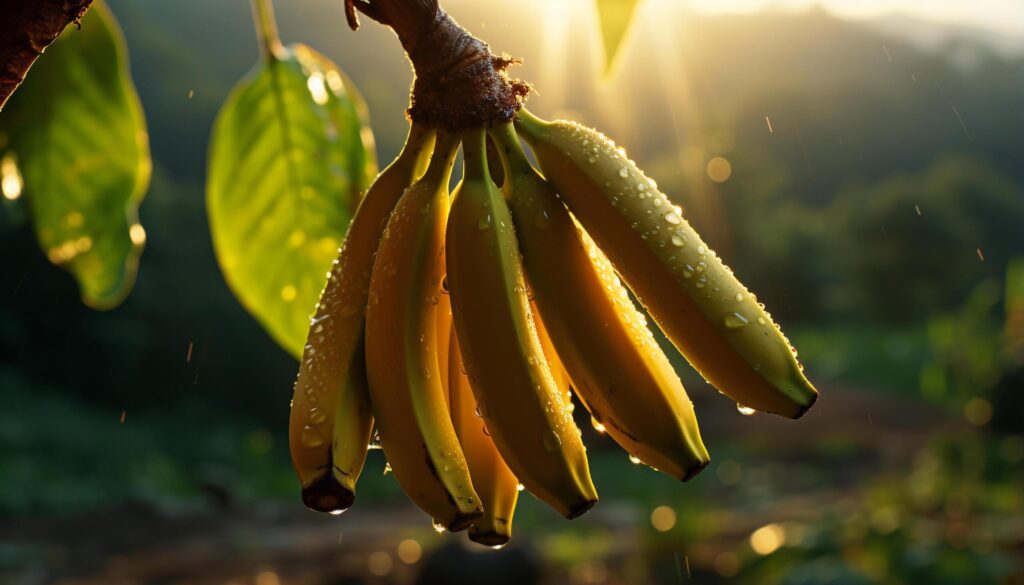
[595,0,642,75]
[0,2,151,309]
[207,43,376,357]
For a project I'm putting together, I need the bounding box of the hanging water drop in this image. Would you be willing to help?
[543,430,562,451]
[724,312,749,329]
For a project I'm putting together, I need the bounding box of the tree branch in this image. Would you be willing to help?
[0,0,93,110]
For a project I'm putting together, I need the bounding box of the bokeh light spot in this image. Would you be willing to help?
[750,523,785,555]
[650,505,677,532]
[964,397,992,426]
[706,157,732,183]
[397,538,422,564]
[367,551,393,576]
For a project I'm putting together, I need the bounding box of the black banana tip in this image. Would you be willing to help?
[468,527,511,548]
[790,389,820,420]
[680,458,710,482]
[301,474,355,514]
[446,507,485,533]
[564,498,598,520]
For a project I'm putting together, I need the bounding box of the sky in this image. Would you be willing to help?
[686,0,1024,37]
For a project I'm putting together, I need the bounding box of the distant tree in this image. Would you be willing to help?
[831,156,1024,320]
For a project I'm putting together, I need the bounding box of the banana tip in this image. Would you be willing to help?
[446,508,485,533]
[468,528,511,548]
[680,458,710,482]
[564,498,598,520]
[790,389,819,420]
[301,475,355,514]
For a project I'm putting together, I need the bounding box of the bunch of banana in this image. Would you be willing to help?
[288,109,818,546]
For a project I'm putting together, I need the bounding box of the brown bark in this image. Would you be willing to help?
[0,0,93,110]
[348,0,530,129]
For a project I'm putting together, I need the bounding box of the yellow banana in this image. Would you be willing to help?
[436,289,453,407]
[514,110,818,419]
[491,123,709,480]
[446,128,598,519]
[289,124,435,513]
[449,327,520,547]
[364,132,482,531]
[532,298,571,401]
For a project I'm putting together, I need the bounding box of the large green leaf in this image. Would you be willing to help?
[207,43,376,357]
[595,0,642,75]
[0,2,151,309]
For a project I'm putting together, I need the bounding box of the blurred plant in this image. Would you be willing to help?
[0,2,150,309]
[918,257,1024,431]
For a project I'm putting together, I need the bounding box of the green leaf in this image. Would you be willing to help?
[595,0,642,75]
[0,2,151,309]
[207,43,377,358]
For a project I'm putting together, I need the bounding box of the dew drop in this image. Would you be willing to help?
[671,234,685,247]
[724,312,749,329]
[757,317,767,325]
[618,167,629,178]
[737,404,756,416]
[735,293,745,302]
[309,407,327,424]
[543,430,562,451]
[478,214,493,230]
[300,426,325,447]
[664,212,682,225]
